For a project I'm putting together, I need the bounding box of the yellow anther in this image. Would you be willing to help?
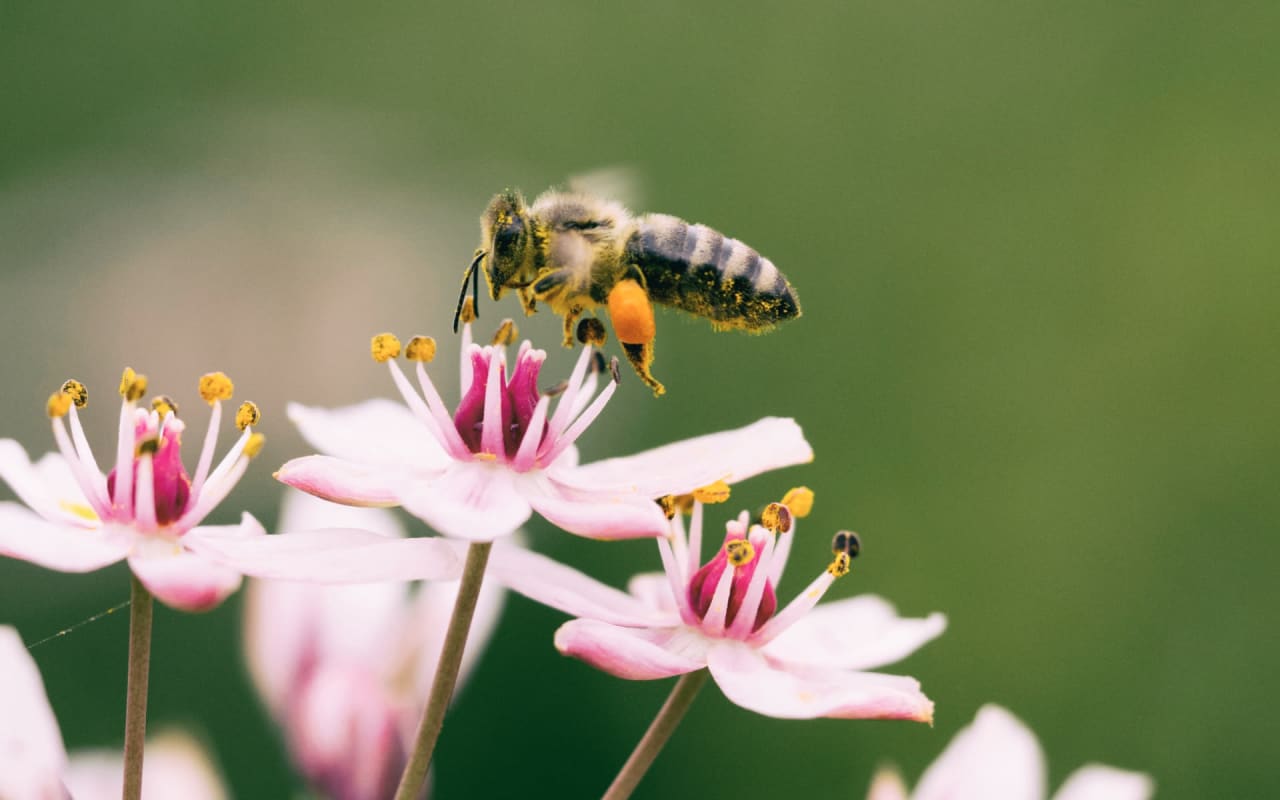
[761,502,793,534]
[137,437,160,456]
[47,392,72,418]
[827,552,851,578]
[490,319,518,346]
[58,500,98,523]
[781,486,814,518]
[198,372,234,404]
[60,380,88,408]
[235,401,261,431]
[576,317,607,347]
[692,480,731,504]
[459,297,477,325]
[725,539,756,568]
[406,335,438,363]
[151,395,179,418]
[658,495,677,519]
[119,367,148,402]
[243,432,266,459]
[371,333,402,363]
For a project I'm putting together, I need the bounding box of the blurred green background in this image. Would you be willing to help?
[2,1,1277,797]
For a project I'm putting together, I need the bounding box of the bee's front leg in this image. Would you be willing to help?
[561,306,584,348]
[517,286,538,316]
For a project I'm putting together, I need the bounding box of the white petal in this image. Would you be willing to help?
[0,441,96,526]
[564,417,812,497]
[524,477,669,540]
[1053,765,1155,800]
[275,455,408,507]
[397,462,531,541]
[277,488,407,538]
[554,619,706,680]
[763,595,946,671]
[627,572,681,618]
[487,544,676,627]
[705,641,935,721]
[63,731,228,800]
[129,548,244,613]
[0,502,128,573]
[912,705,1046,800]
[288,399,450,471]
[190,526,462,583]
[0,627,67,800]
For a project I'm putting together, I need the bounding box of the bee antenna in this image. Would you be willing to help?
[453,250,485,333]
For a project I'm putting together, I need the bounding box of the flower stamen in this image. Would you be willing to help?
[151,396,179,418]
[198,372,234,405]
[781,486,814,517]
[692,480,731,505]
[371,333,402,363]
[405,335,437,363]
[235,401,261,431]
[119,367,148,402]
[725,538,756,567]
[490,319,518,346]
[61,380,88,408]
[46,392,72,418]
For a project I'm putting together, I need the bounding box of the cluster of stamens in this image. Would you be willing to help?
[366,313,619,473]
[43,366,263,534]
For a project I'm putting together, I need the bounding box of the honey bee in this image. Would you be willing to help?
[455,188,801,395]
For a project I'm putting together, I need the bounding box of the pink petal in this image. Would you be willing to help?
[129,548,245,612]
[287,399,450,471]
[276,487,408,538]
[524,478,670,540]
[867,769,911,800]
[275,455,408,507]
[487,544,676,627]
[396,462,531,541]
[0,441,97,527]
[554,619,706,680]
[1053,765,1154,800]
[704,641,935,721]
[63,732,228,800]
[627,572,681,618]
[0,627,67,800]
[912,705,1045,800]
[189,526,462,583]
[564,417,813,498]
[762,595,947,671]
[0,502,128,572]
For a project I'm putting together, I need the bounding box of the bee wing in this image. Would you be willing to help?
[566,166,646,210]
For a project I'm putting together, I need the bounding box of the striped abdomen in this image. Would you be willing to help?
[622,214,800,331]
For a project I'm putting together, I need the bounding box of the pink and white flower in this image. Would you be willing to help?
[277,324,813,543]
[0,369,460,612]
[491,493,946,721]
[244,490,504,800]
[0,625,228,800]
[867,704,1155,800]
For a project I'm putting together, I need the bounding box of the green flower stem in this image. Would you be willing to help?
[121,574,153,800]
[394,540,494,800]
[602,668,710,800]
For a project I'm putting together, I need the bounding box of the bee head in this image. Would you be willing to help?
[481,190,535,300]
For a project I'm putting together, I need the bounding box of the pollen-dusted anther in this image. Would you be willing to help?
[46,392,72,418]
[405,335,437,363]
[609,356,621,384]
[235,401,261,431]
[658,495,677,519]
[136,437,160,456]
[761,502,793,534]
[692,480,731,505]
[725,538,756,568]
[542,379,569,398]
[60,380,88,408]
[576,317,607,347]
[370,333,402,363]
[198,372,234,404]
[459,297,477,325]
[119,367,148,402]
[828,552,851,578]
[151,395,179,418]
[243,432,266,459]
[490,319,518,346]
[781,486,814,518]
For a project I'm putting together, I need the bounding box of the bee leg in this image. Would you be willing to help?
[517,286,538,316]
[608,271,665,396]
[561,306,584,348]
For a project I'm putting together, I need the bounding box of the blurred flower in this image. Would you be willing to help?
[277,319,813,542]
[244,490,504,800]
[0,369,463,608]
[0,626,227,800]
[868,704,1154,800]
[493,491,945,721]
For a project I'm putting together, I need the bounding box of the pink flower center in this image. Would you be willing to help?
[686,532,778,632]
[106,420,192,526]
[452,346,544,460]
